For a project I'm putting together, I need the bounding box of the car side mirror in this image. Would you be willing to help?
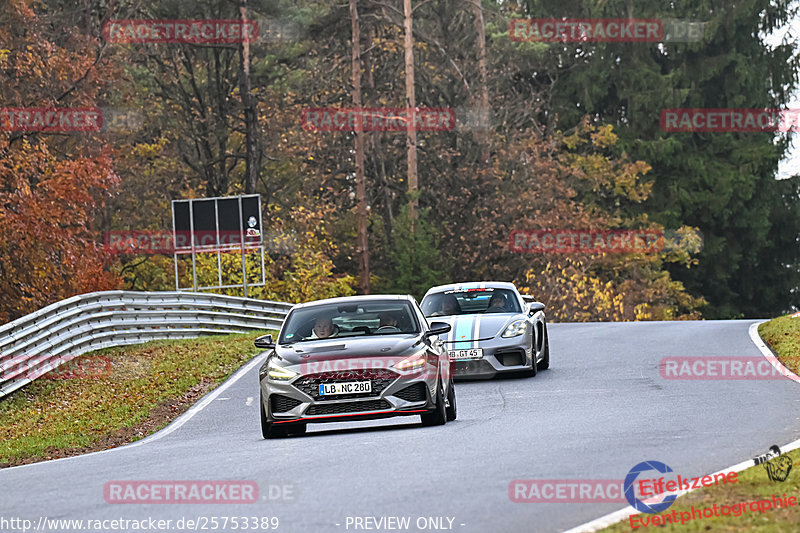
[426,322,451,337]
[254,334,275,349]
[527,302,545,315]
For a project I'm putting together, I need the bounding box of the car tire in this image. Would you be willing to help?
[522,331,538,377]
[260,391,273,438]
[421,380,447,426]
[537,327,550,371]
[445,378,457,421]
[260,391,290,439]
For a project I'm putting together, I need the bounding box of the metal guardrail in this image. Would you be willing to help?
[0,291,293,399]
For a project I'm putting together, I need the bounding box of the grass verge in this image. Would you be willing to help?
[758,315,800,376]
[0,330,273,468]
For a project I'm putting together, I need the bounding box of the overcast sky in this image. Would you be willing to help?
[765,14,800,179]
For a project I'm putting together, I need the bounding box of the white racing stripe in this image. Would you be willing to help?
[473,315,482,349]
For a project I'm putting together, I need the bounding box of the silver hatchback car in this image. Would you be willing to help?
[257,295,456,438]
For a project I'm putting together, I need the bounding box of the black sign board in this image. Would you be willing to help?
[172,195,262,251]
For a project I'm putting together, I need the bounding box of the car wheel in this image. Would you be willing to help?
[421,380,447,426]
[260,391,273,438]
[260,391,289,439]
[537,327,550,371]
[445,379,457,421]
[522,331,538,377]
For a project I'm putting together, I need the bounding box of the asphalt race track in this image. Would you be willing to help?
[2,320,799,533]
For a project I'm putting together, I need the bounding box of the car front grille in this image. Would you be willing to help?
[294,368,398,400]
[455,359,495,375]
[393,382,427,402]
[270,394,302,413]
[306,399,392,416]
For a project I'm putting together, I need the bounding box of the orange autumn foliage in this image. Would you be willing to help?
[0,0,121,322]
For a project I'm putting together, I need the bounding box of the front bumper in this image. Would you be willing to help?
[261,367,438,424]
[447,337,533,379]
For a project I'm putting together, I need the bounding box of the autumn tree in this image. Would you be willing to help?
[0,0,121,322]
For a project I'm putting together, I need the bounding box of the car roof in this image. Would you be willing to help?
[290,294,416,310]
[423,281,519,297]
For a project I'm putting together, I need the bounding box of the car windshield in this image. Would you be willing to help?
[279,300,419,343]
[421,288,522,317]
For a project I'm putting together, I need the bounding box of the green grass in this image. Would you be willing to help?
[758,315,800,377]
[0,330,273,465]
[600,314,800,532]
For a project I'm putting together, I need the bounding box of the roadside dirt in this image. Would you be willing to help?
[0,380,217,468]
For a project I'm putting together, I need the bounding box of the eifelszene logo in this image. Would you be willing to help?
[624,461,677,513]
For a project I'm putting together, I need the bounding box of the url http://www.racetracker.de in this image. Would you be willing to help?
[0,516,281,532]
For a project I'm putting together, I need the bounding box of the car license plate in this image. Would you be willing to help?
[448,348,483,360]
[318,381,372,396]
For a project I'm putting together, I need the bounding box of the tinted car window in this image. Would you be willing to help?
[421,288,521,317]
[279,300,419,343]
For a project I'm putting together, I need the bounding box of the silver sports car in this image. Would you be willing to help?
[256,295,456,438]
[420,282,549,379]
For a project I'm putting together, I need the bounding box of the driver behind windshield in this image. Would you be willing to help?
[486,292,507,312]
[379,313,399,328]
[431,294,460,316]
[308,315,339,339]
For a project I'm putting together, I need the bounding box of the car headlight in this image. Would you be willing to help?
[394,353,427,372]
[267,359,298,381]
[501,320,527,338]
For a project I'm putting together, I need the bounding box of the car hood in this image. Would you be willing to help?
[272,334,424,366]
[437,313,523,343]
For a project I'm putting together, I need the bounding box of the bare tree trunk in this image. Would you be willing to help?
[363,27,394,238]
[350,0,370,294]
[239,0,260,194]
[471,0,490,165]
[403,0,418,229]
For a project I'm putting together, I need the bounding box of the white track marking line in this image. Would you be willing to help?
[562,320,800,533]
[748,321,800,383]
[0,354,264,473]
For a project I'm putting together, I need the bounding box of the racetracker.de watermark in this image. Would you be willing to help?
[103,20,258,44]
[510,18,662,42]
[0,108,102,132]
[1,355,111,381]
[103,481,260,504]
[299,355,454,380]
[509,18,705,43]
[661,108,800,132]
[300,108,456,132]
[660,356,798,380]
[509,480,627,502]
[509,229,662,254]
[509,472,737,504]
[104,230,264,255]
